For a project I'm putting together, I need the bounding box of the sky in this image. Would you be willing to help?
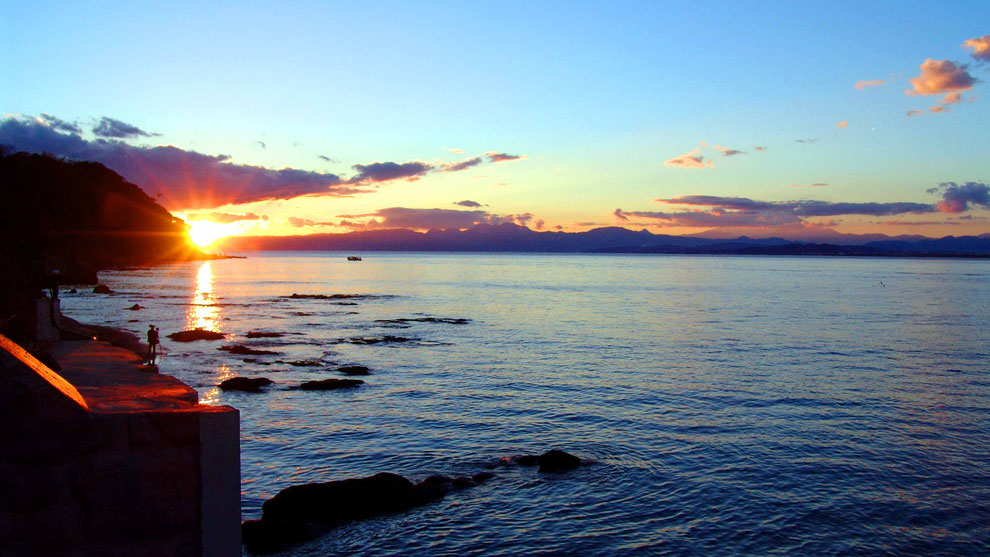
[2,1,989,243]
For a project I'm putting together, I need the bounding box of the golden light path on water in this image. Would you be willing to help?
[186,261,232,404]
[188,261,220,332]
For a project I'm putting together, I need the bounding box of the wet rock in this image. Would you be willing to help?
[285,360,322,367]
[126,304,143,311]
[260,471,445,525]
[218,345,280,355]
[67,288,78,294]
[421,475,453,488]
[451,477,479,489]
[167,329,226,342]
[246,331,284,338]
[515,454,539,467]
[337,365,370,376]
[538,450,582,473]
[340,335,415,345]
[374,317,471,325]
[472,471,494,483]
[219,377,273,392]
[299,378,364,391]
[92,284,112,294]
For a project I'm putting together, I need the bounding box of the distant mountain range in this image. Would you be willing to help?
[217,223,990,257]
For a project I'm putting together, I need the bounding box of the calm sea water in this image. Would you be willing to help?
[61,253,990,555]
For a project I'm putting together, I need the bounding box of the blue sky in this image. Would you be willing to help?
[2,1,989,240]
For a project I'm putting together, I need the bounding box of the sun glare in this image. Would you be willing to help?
[187,220,230,247]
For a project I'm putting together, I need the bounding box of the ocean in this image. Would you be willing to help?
[60,252,990,555]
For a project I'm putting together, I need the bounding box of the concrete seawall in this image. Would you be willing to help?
[0,334,241,556]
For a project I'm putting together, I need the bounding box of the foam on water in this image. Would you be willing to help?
[61,253,990,554]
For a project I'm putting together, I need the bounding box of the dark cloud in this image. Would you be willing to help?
[877,220,959,226]
[39,113,81,134]
[486,152,526,163]
[0,116,360,210]
[346,161,434,184]
[318,154,340,163]
[184,212,265,224]
[907,109,924,116]
[441,156,482,172]
[92,116,158,139]
[336,207,544,231]
[927,182,990,213]
[255,141,266,149]
[454,200,482,207]
[343,207,489,230]
[795,138,817,144]
[615,190,967,230]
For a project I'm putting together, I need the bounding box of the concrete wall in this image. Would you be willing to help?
[0,335,240,556]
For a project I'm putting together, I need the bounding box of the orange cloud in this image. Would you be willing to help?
[963,35,990,61]
[836,120,848,128]
[714,145,745,157]
[855,79,887,90]
[907,59,978,103]
[906,109,924,116]
[664,147,713,169]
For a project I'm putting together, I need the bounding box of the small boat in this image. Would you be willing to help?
[347,256,362,261]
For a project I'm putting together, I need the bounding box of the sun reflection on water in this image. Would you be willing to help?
[187,261,222,332]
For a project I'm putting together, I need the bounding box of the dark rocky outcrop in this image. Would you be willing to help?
[515,454,539,466]
[374,317,471,325]
[0,151,207,324]
[218,345,280,356]
[246,331,284,338]
[243,472,445,553]
[332,335,416,345]
[337,365,370,376]
[126,304,143,310]
[299,378,364,391]
[472,471,494,483]
[218,377,273,392]
[92,284,113,294]
[537,450,583,473]
[167,329,226,342]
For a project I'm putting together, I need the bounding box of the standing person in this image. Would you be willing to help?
[147,324,160,364]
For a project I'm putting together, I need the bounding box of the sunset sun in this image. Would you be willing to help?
[187,220,230,247]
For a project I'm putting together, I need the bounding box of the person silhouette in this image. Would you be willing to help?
[147,325,160,364]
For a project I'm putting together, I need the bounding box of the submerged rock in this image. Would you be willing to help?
[126,304,143,310]
[300,378,364,391]
[341,335,415,345]
[246,331,284,338]
[374,317,471,325]
[337,365,370,376]
[243,472,445,552]
[451,477,479,489]
[472,471,494,483]
[537,450,583,473]
[218,345,280,356]
[219,377,273,392]
[284,360,322,367]
[92,284,112,294]
[515,454,539,466]
[167,329,226,342]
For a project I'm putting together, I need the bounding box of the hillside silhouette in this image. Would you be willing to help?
[0,149,203,318]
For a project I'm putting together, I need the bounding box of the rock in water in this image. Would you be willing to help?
[126,303,143,310]
[472,471,495,483]
[537,449,582,473]
[218,345,280,355]
[515,454,539,466]
[218,377,273,392]
[92,284,112,294]
[299,378,364,391]
[337,365,370,376]
[262,472,444,523]
[167,329,226,342]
